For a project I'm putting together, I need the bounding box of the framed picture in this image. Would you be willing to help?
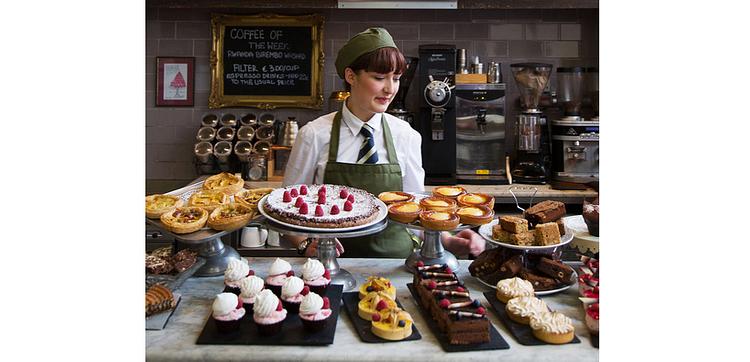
[156,57,195,107]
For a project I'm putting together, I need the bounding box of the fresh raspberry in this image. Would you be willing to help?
[323,270,331,280]
[438,299,450,309]
[427,281,437,290]
[330,205,340,215]
[299,185,308,195]
[376,300,388,311]
[247,269,255,276]
[236,296,243,309]
[339,189,348,199]
[455,286,465,292]
[344,201,353,211]
[347,194,355,203]
[444,267,453,274]
[315,205,324,216]
[317,194,326,204]
[371,313,381,322]
[322,297,330,309]
[295,196,304,208]
[290,188,299,198]
[299,203,308,214]
[286,270,295,277]
[416,261,424,267]
[318,186,326,196]
[276,300,283,311]
[282,191,292,202]
[301,286,310,296]
[477,307,486,315]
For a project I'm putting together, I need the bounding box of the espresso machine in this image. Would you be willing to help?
[417,44,456,185]
[387,57,418,126]
[510,63,552,184]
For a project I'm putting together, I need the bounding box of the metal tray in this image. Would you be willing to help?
[146,257,206,291]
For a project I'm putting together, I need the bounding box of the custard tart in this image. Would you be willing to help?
[234,187,274,210]
[456,205,495,226]
[432,186,467,199]
[419,210,460,231]
[378,191,414,205]
[457,192,495,210]
[202,172,244,195]
[160,207,208,234]
[371,307,414,341]
[145,194,183,219]
[358,291,397,320]
[419,196,458,212]
[207,203,255,231]
[187,190,229,212]
[387,201,421,224]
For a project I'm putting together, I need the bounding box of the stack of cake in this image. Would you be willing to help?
[469,247,575,290]
[492,200,567,246]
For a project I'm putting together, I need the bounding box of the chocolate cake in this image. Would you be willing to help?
[518,269,559,291]
[413,263,490,344]
[524,200,566,227]
[536,257,574,281]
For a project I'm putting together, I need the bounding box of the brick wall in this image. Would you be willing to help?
[146,7,598,182]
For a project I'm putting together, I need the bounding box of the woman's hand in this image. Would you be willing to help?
[441,229,486,257]
[303,238,345,258]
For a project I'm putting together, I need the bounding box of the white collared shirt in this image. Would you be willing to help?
[282,103,425,193]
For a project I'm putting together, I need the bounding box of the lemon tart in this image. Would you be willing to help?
[432,186,467,199]
[357,291,397,320]
[202,172,244,195]
[387,201,421,224]
[419,210,460,231]
[160,207,208,234]
[371,307,414,341]
[358,276,396,300]
[235,187,274,210]
[419,196,458,212]
[456,205,494,226]
[457,192,495,209]
[145,194,183,219]
[187,190,230,212]
[207,203,255,231]
[377,191,414,204]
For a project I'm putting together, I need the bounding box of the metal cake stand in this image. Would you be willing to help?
[389,219,474,274]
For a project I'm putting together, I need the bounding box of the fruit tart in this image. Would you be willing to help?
[377,191,414,205]
[160,207,208,234]
[419,210,460,231]
[456,205,494,226]
[145,194,183,219]
[432,186,466,199]
[358,276,396,300]
[187,190,230,212]
[457,192,495,210]
[387,201,421,224]
[419,196,458,212]
[202,172,244,195]
[235,187,274,211]
[207,203,256,231]
[358,291,397,321]
[370,307,414,341]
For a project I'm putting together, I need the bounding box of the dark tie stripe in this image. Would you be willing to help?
[357,124,378,164]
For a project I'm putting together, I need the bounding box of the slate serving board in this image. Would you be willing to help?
[341,292,422,343]
[196,285,342,346]
[483,291,581,346]
[146,293,182,330]
[407,283,509,352]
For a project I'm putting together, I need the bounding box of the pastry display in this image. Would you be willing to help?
[224,258,253,295]
[495,277,535,303]
[202,172,244,195]
[358,276,396,300]
[358,291,397,321]
[299,292,332,332]
[145,194,183,219]
[413,262,490,344]
[419,196,458,212]
[582,197,599,236]
[146,284,176,316]
[234,187,274,211]
[302,258,331,296]
[529,311,575,344]
[262,184,381,229]
[187,190,230,212]
[238,275,265,314]
[280,276,305,313]
[432,186,466,199]
[370,307,414,341]
[456,205,494,226]
[524,200,566,227]
[253,289,287,336]
[419,210,460,231]
[212,292,246,334]
[488,201,568,247]
[265,258,293,296]
[207,203,255,231]
[377,191,414,204]
[457,192,495,209]
[159,207,208,234]
[387,201,421,224]
[505,296,549,325]
[470,247,575,290]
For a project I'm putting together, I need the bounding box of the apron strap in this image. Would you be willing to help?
[327,103,400,164]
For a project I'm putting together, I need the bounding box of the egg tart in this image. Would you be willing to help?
[160,207,208,234]
[388,201,421,224]
[456,205,495,226]
[187,190,230,212]
[432,186,467,199]
[378,191,414,205]
[234,187,274,210]
[419,210,460,231]
[202,172,244,195]
[457,192,495,209]
[419,196,458,212]
[207,203,255,231]
[145,194,183,219]
[358,291,397,320]
[371,307,414,341]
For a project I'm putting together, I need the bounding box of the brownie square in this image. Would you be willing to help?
[534,222,561,246]
[536,257,574,281]
[519,269,558,291]
[499,216,528,233]
[525,200,566,226]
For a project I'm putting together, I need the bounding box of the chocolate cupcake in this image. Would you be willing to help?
[224,258,253,295]
[212,293,246,334]
[299,292,332,333]
[238,275,265,314]
[253,289,287,336]
[280,276,305,314]
[582,198,599,237]
[302,258,331,296]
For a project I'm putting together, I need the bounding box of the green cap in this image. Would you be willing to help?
[335,27,397,79]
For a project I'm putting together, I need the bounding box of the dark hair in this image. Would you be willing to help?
[343,47,406,91]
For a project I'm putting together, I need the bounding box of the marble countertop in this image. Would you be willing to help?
[146,257,598,361]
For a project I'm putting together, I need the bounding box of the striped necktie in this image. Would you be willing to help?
[357,123,378,164]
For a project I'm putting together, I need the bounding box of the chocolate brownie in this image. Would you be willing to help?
[146,255,173,275]
[172,249,198,272]
[469,248,503,278]
[556,219,565,235]
[498,255,524,279]
[536,257,574,281]
[524,200,566,226]
[499,215,528,233]
[519,269,558,291]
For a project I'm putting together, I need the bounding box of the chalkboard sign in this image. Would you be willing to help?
[209,13,324,109]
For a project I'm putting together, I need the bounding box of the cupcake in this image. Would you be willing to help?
[585,302,599,335]
[582,197,599,236]
[298,292,332,332]
[224,258,253,295]
[302,258,331,296]
[529,311,575,344]
[265,258,293,297]
[280,276,306,313]
[253,289,287,336]
[238,275,265,314]
[505,296,548,325]
[212,292,246,334]
[496,277,535,303]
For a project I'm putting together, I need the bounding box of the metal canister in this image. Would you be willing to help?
[196,127,216,142]
[247,153,267,181]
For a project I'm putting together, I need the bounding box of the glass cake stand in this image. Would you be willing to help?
[389,219,474,274]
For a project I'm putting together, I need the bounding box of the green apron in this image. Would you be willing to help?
[323,108,413,258]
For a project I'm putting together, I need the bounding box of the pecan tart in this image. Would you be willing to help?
[419,196,458,212]
[160,207,208,234]
[378,191,414,205]
[234,187,274,211]
[387,201,421,224]
[432,186,467,199]
[145,194,183,219]
[207,203,255,231]
[202,172,244,195]
[419,210,460,231]
[187,190,230,212]
[456,205,494,226]
[457,192,495,210]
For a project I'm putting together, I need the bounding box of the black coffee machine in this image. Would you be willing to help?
[387,57,418,126]
[417,44,456,185]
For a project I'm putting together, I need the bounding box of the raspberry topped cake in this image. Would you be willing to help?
[262,184,381,228]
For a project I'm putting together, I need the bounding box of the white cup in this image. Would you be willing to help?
[241,225,268,248]
[266,230,280,247]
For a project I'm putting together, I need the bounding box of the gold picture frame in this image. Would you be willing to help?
[209,13,325,109]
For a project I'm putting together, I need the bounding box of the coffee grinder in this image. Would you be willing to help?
[386,57,418,126]
[510,63,552,184]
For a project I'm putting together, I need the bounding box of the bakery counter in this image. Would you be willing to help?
[146,258,598,361]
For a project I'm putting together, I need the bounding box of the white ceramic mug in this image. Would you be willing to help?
[266,230,280,247]
[241,225,268,248]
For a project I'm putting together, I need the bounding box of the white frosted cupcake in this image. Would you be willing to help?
[212,292,246,334]
[224,258,252,295]
[302,258,331,296]
[253,289,287,336]
[505,296,548,325]
[238,275,265,314]
[496,277,535,303]
[298,292,332,332]
[265,258,293,297]
[281,276,305,313]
